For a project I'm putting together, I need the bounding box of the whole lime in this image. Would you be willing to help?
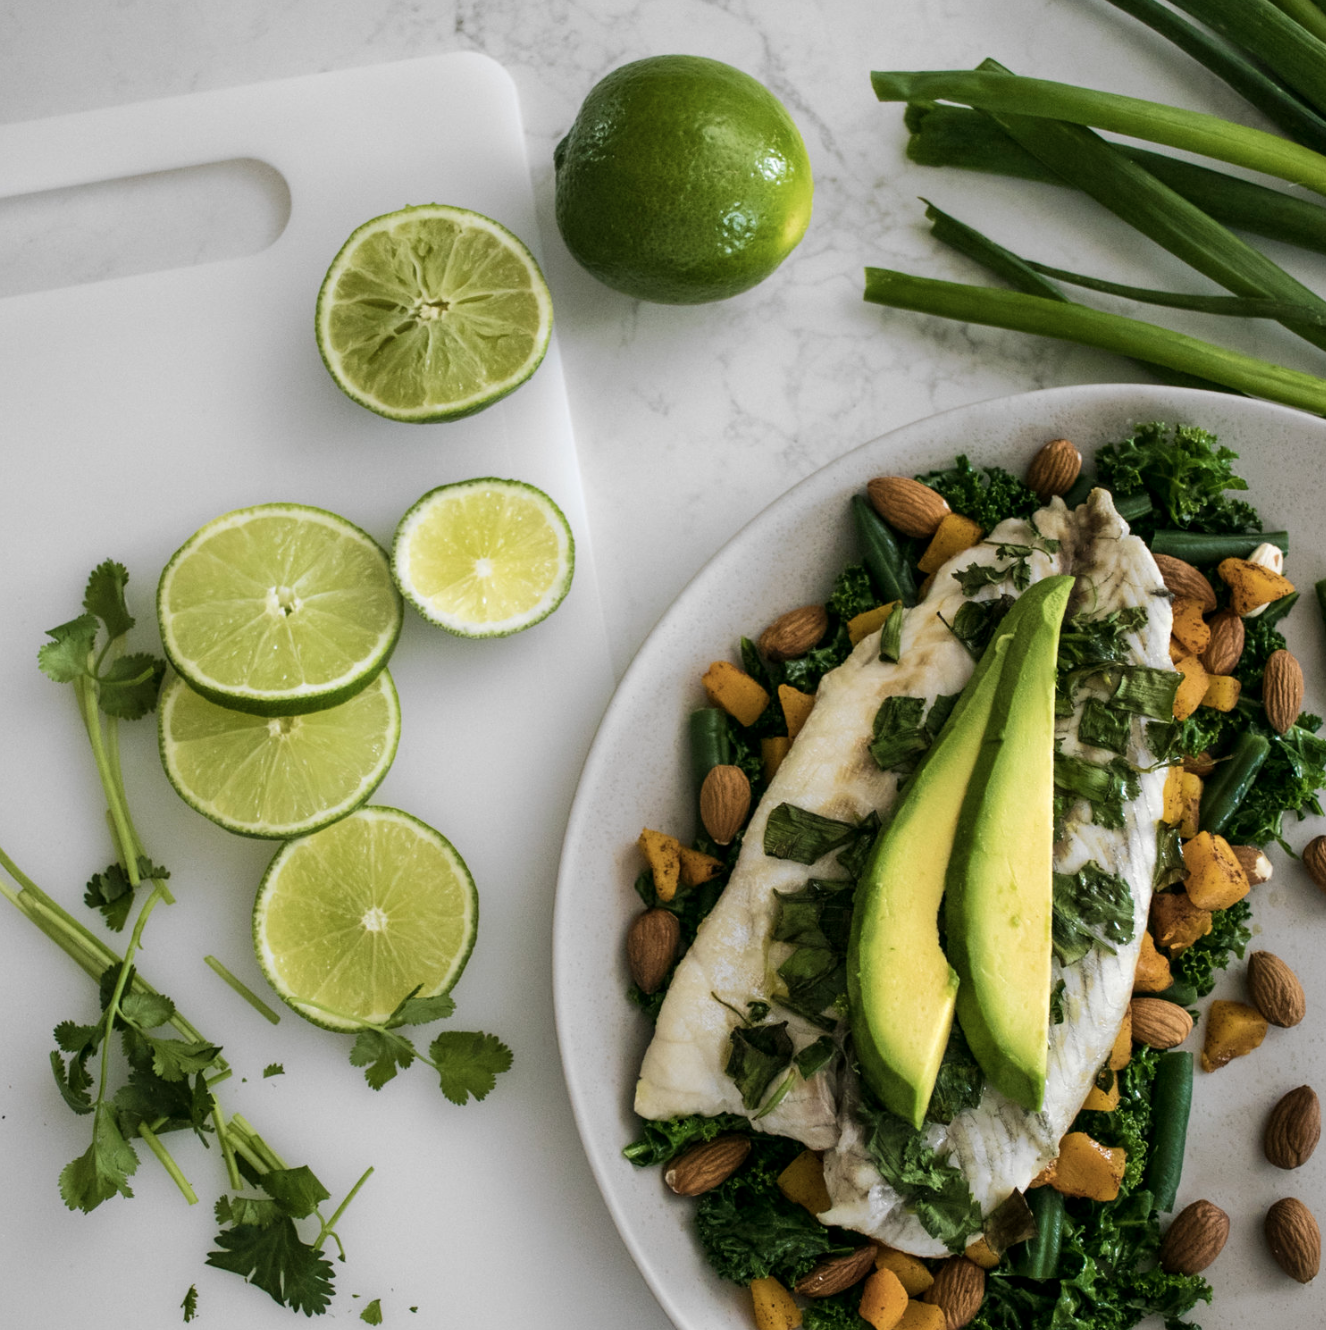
[553,55,813,304]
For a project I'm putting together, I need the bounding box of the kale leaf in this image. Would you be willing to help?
[1171,899,1253,999]
[916,454,1039,530]
[622,1113,752,1168]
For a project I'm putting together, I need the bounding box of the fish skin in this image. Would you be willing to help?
[819,489,1172,1254]
[633,502,1070,1146]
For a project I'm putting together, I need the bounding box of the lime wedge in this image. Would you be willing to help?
[315,204,554,423]
[253,806,478,1030]
[157,503,403,717]
[158,671,401,839]
[392,477,575,637]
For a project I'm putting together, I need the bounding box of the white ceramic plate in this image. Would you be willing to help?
[554,383,1326,1330]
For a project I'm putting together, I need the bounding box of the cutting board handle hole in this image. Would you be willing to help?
[0,157,290,299]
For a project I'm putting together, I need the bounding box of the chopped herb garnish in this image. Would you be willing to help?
[725,1021,794,1110]
[763,803,861,865]
[1052,861,1136,967]
[1078,697,1131,755]
[879,603,905,662]
[1053,751,1141,831]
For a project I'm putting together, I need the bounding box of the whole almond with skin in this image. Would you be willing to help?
[1265,1086,1322,1170]
[759,604,829,662]
[1265,1197,1321,1282]
[1232,844,1273,886]
[627,908,680,995]
[794,1244,879,1298]
[1263,648,1304,735]
[1247,951,1307,1028]
[663,1135,751,1196]
[1160,1199,1230,1274]
[1154,552,1217,612]
[700,764,751,845]
[1304,835,1326,891]
[1201,609,1245,676]
[1130,997,1194,1049]
[922,1256,985,1329]
[1183,751,1217,779]
[867,476,950,537]
[1026,438,1082,500]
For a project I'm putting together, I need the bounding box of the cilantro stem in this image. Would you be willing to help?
[74,673,139,885]
[315,1166,374,1253]
[211,1101,244,1192]
[138,1120,199,1205]
[204,955,281,1025]
[231,1114,286,1172]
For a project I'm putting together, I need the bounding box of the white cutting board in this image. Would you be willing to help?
[0,54,661,1330]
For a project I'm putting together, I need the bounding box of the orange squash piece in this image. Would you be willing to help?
[1182,832,1249,911]
[859,1268,908,1330]
[638,828,682,902]
[702,660,770,727]
[874,1249,933,1297]
[778,684,816,739]
[1170,597,1211,656]
[1050,1132,1126,1202]
[751,1276,802,1330]
[917,513,984,574]
[776,1150,832,1215]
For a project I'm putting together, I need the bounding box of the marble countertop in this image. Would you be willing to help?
[4,3,1324,1327]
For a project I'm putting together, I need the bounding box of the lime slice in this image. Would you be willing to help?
[158,503,403,717]
[392,477,575,637]
[158,670,401,839]
[315,204,554,423]
[253,806,478,1030]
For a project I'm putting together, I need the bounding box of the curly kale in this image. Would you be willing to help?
[1171,899,1253,998]
[916,454,1039,530]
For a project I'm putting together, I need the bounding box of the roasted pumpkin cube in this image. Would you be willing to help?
[874,1249,933,1297]
[1201,674,1241,713]
[1161,767,1202,839]
[1050,1132,1127,1202]
[859,1267,908,1330]
[1171,597,1211,656]
[1172,655,1209,721]
[1161,766,1185,824]
[1108,1010,1133,1071]
[1182,831,1250,911]
[1133,931,1173,993]
[678,844,723,889]
[1168,637,1187,665]
[777,1149,832,1215]
[1216,557,1294,616]
[751,1276,802,1330]
[761,735,791,782]
[895,1303,945,1330]
[917,513,984,574]
[778,683,816,738]
[1201,999,1268,1072]
[964,1236,1000,1270]
[1150,890,1213,955]
[1082,1072,1120,1113]
[702,660,770,727]
[638,828,682,902]
[848,601,899,647]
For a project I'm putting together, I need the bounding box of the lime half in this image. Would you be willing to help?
[158,670,401,839]
[158,503,403,717]
[315,204,554,423]
[392,477,575,637]
[253,806,478,1029]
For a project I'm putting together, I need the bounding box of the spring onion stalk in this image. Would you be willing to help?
[1270,0,1326,45]
[862,269,1326,414]
[1168,0,1326,117]
[906,102,1326,257]
[924,202,1231,392]
[1104,0,1326,151]
[870,68,1326,196]
[974,60,1326,352]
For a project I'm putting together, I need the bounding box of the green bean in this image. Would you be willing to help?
[688,708,730,793]
[1114,493,1155,524]
[1062,473,1095,509]
[1144,1051,1194,1212]
[852,494,918,607]
[1150,529,1289,563]
[1261,590,1301,627]
[1012,1185,1065,1279]
[1200,730,1273,834]
[1153,979,1199,1008]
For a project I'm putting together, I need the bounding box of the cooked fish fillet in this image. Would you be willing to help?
[819,489,1171,1254]
[633,498,1076,1146]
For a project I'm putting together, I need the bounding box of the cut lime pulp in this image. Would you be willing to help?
[315,204,554,423]
[392,477,574,637]
[158,670,401,839]
[157,503,403,717]
[253,806,478,1030]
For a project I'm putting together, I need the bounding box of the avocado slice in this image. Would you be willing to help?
[847,588,1046,1128]
[945,574,1074,1111]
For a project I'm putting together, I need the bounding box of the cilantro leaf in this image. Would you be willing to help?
[84,856,169,931]
[263,1062,285,1078]
[59,1105,139,1212]
[349,1027,417,1090]
[206,1217,335,1315]
[181,1285,199,1323]
[114,1065,212,1140]
[54,1019,104,1053]
[98,651,166,719]
[144,1035,223,1082]
[83,560,135,641]
[260,1164,331,1219]
[38,615,98,682]
[119,990,175,1029]
[428,1030,513,1105]
[386,991,457,1027]
[50,1048,96,1114]
[361,1299,384,1325]
[216,1194,284,1228]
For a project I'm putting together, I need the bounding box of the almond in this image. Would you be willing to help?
[1153,552,1217,612]
[867,476,950,538]
[1304,835,1326,892]
[1026,438,1082,500]
[663,1135,751,1196]
[1183,751,1217,779]
[627,908,681,995]
[794,1244,878,1298]
[1263,648,1304,735]
[1247,951,1307,1028]
[699,764,751,845]
[759,604,829,663]
[1129,997,1194,1049]
[1160,1199,1230,1275]
[1265,1086,1322,1170]
[1231,844,1273,887]
[922,1256,985,1329]
[1265,1196,1321,1282]
[1201,609,1244,676]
